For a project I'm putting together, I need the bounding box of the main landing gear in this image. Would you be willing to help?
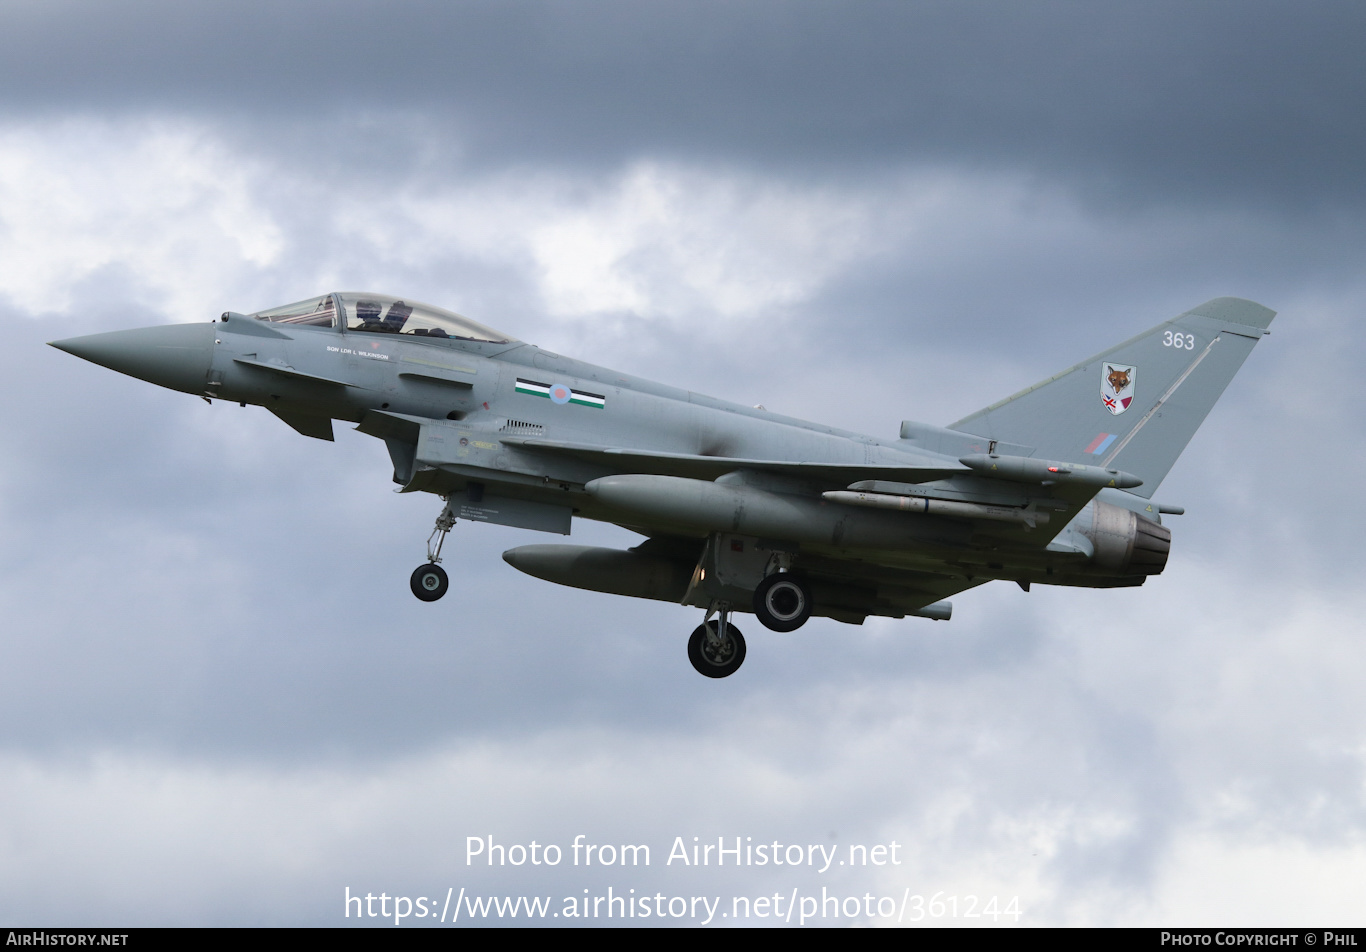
[688,604,746,678]
[681,543,814,678]
[411,499,455,602]
[752,572,811,632]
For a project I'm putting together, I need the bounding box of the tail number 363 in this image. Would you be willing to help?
[1163,331,1196,349]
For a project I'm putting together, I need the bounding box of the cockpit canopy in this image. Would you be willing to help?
[251,292,516,343]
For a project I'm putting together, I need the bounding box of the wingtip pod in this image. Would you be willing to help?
[908,600,952,621]
[959,454,1143,489]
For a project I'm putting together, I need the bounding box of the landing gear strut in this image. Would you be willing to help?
[688,604,746,678]
[411,499,455,602]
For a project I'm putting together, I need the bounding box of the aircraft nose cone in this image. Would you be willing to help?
[50,323,216,395]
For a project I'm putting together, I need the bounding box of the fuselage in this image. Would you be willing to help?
[210,313,947,471]
[51,293,1172,623]
[49,291,1279,676]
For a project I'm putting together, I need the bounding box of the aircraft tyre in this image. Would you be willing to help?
[687,621,746,678]
[752,573,812,632]
[410,563,449,601]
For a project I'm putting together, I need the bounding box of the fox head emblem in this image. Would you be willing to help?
[1106,366,1131,393]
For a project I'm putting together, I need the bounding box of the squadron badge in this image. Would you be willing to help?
[1101,363,1136,415]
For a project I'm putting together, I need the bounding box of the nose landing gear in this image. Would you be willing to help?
[411,498,456,602]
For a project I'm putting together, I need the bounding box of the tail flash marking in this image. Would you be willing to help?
[1100,335,1221,468]
[1085,433,1118,455]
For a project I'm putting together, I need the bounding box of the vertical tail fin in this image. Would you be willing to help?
[948,298,1275,498]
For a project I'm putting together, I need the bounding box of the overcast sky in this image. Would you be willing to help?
[2,1,1364,927]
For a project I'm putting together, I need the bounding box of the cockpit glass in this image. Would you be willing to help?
[338,293,515,343]
[251,294,338,327]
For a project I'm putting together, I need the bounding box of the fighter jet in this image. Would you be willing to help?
[50,293,1274,678]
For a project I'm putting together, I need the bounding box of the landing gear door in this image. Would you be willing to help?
[681,533,790,608]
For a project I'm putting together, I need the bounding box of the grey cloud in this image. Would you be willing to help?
[1,4,1364,919]
[2,141,1353,766]
[3,2,1366,208]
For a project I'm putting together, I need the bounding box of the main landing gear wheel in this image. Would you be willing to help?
[688,620,747,678]
[410,563,449,602]
[752,573,812,632]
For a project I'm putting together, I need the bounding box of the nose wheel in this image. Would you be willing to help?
[411,498,456,602]
[688,606,746,678]
[411,563,449,601]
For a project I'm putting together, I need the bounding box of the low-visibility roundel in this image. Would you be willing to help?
[549,383,572,404]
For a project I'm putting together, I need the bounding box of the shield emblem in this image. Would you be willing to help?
[1101,363,1136,415]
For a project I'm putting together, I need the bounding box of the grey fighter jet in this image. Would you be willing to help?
[51,293,1274,678]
